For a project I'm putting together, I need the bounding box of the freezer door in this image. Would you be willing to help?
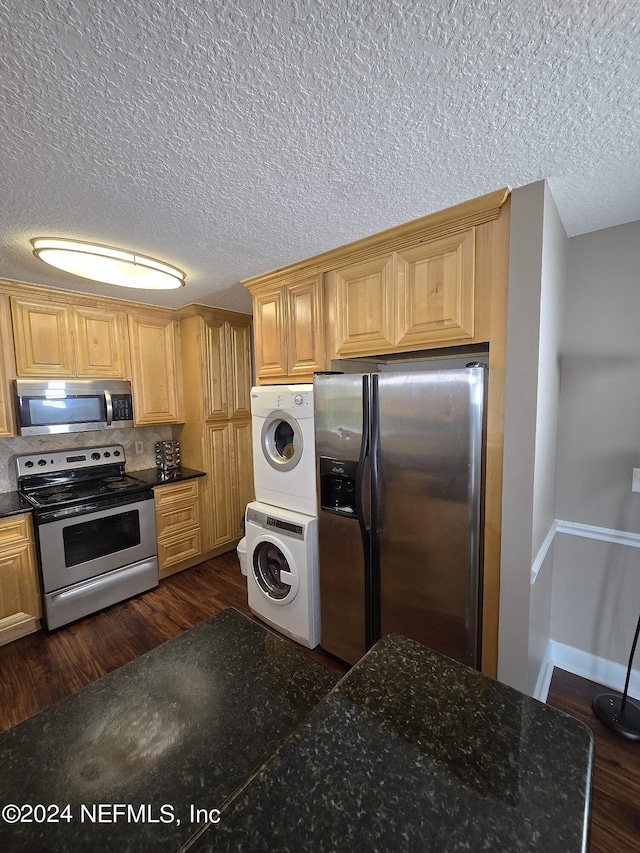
[314,373,369,664]
[376,367,485,668]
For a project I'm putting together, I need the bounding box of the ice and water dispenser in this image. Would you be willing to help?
[319,457,358,516]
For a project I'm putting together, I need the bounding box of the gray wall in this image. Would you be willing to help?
[552,220,640,668]
[499,181,567,693]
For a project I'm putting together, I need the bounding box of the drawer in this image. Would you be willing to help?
[0,514,32,548]
[153,479,199,508]
[155,499,199,539]
[158,530,201,570]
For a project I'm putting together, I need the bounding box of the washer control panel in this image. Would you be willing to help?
[246,506,306,541]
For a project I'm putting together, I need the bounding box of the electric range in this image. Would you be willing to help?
[16,444,159,630]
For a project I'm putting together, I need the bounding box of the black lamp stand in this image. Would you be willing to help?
[592,609,640,740]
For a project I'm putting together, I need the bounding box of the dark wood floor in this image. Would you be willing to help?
[0,552,347,734]
[1,553,638,852]
[546,667,640,853]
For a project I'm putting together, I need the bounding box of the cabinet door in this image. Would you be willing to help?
[205,423,234,549]
[329,255,396,357]
[128,314,183,425]
[11,299,75,376]
[0,514,41,647]
[202,316,229,421]
[73,307,128,377]
[253,287,288,381]
[396,229,475,347]
[154,480,201,574]
[230,419,254,539]
[0,295,15,436]
[227,319,252,418]
[287,276,325,377]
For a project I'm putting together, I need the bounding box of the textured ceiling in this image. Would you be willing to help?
[1,0,638,313]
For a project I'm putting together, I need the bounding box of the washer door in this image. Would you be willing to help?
[252,537,299,604]
[260,411,303,472]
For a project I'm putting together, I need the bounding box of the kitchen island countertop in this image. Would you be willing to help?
[193,633,594,852]
[0,608,337,852]
[0,610,594,852]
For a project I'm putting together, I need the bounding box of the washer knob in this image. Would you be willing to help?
[294,394,304,406]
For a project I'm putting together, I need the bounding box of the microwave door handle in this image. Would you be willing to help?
[104,390,113,425]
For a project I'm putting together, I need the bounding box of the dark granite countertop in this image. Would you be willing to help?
[0,468,206,517]
[0,612,594,852]
[193,634,594,853]
[0,491,33,518]
[0,608,337,852]
[129,466,206,486]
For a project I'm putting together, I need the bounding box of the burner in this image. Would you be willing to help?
[105,480,131,490]
[40,487,75,503]
[103,476,139,491]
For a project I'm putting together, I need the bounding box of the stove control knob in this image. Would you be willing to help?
[38,458,47,467]
[104,451,111,457]
[113,450,120,457]
[24,460,34,468]
[91,452,100,461]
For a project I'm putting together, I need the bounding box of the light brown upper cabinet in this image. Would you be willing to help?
[251,275,325,384]
[127,313,183,425]
[0,295,16,436]
[227,318,252,418]
[72,306,129,377]
[395,229,475,348]
[328,228,475,359]
[199,314,252,422]
[176,306,253,555]
[10,298,129,378]
[11,299,76,376]
[328,255,396,357]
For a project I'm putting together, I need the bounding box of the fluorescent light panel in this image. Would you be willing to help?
[31,238,185,290]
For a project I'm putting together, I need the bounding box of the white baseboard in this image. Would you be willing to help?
[535,640,640,703]
[533,641,556,701]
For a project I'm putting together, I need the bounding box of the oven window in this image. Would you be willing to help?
[62,510,141,567]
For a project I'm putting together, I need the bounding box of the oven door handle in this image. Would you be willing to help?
[104,389,113,426]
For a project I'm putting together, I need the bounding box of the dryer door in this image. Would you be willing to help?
[252,538,299,604]
[260,411,304,471]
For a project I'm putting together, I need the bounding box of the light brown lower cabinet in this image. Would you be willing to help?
[0,513,41,646]
[154,479,202,578]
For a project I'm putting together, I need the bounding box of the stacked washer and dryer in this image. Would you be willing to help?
[244,385,320,649]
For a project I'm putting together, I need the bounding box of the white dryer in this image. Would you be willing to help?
[245,501,319,649]
[251,384,317,516]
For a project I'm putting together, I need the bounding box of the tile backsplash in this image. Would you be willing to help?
[0,426,174,492]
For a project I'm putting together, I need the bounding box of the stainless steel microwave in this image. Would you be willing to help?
[14,379,135,435]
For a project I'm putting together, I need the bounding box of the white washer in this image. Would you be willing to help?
[245,501,319,649]
[251,384,317,516]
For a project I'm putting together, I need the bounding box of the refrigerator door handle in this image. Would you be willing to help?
[370,373,381,641]
[356,374,375,649]
[356,375,371,537]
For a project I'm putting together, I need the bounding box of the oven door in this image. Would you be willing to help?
[36,495,157,593]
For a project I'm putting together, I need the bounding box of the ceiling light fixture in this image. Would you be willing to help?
[31,238,186,290]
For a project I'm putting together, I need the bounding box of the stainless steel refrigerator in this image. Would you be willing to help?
[314,364,486,667]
